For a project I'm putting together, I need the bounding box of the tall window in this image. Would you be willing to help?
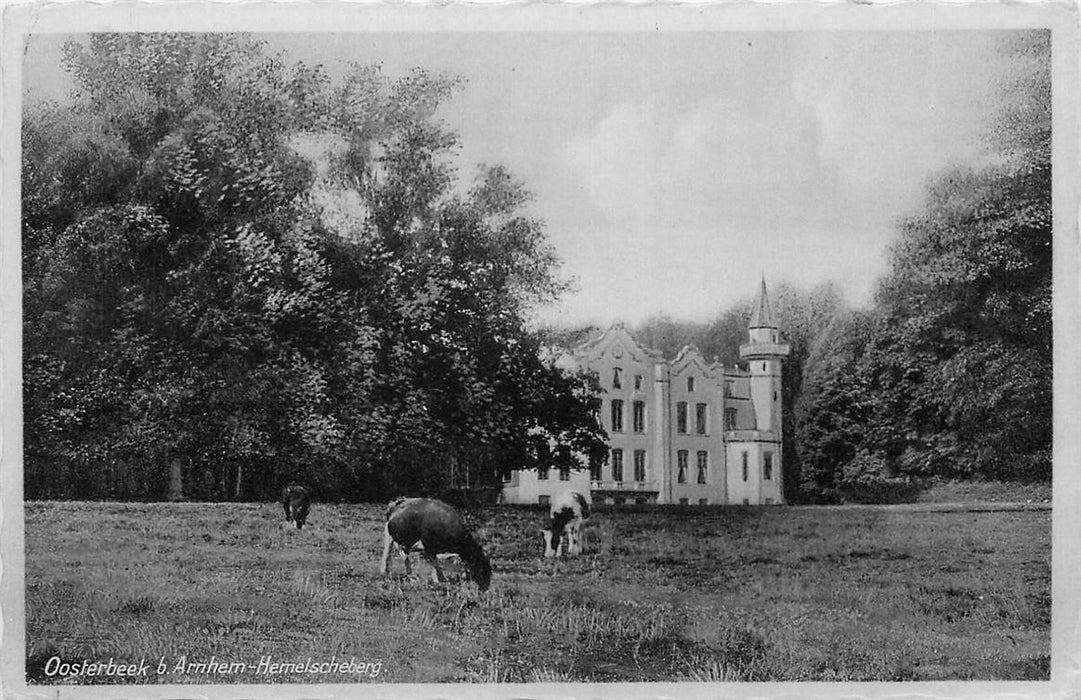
[559,466,570,481]
[611,399,624,432]
[589,455,602,482]
[677,450,688,483]
[634,374,643,391]
[612,449,624,482]
[633,401,646,432]
[695,403,708,434]
[764,451,773,481]
[676,401,688,434]
[696,451,708,484]
[724,381,733,397]
[633,450,646,482]
[741,451,749,482]
[724,407,737,430]
[687,376,695,392]
[538,465,549,481]
[612,367,622,389]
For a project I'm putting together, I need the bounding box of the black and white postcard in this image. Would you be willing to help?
[1,2,1079,699]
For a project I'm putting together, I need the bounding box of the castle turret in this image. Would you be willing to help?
[739,278,789,434]
[730,278,790,505]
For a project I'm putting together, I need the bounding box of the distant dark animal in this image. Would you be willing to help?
[541,491,590,558]
[281,483,311,530]
[380,497,492,592]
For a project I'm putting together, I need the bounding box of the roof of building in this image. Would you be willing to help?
[748,277,777,329]
[574,323,665,362]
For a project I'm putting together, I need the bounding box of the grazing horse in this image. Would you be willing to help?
[380,497,492,592]
[541,491,590,558]
[281,483,311,530]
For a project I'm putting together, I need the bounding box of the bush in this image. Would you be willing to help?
[837,452,921,504]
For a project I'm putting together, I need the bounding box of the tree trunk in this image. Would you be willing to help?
[167,458,185,501]
[234,462,243,500]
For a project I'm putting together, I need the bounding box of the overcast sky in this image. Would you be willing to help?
[24,31,1016,328]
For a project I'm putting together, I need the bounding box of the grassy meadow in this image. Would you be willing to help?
[24,499,1051,684]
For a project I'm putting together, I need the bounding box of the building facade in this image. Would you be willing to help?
[502,280,789,506]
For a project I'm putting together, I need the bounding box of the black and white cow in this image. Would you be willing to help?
[541,491,590,558]
[380,497,492,592]
[281,482,311,530]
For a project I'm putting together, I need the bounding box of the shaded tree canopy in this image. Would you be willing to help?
[23,33,606,502]
[794,31,1051,499]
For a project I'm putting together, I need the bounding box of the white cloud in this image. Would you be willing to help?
[562,92,844,238]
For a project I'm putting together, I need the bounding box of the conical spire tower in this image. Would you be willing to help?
[748,275,775,330]
[739,278,790,432]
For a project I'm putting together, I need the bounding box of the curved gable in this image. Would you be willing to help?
[669,345,715,380]
[575,324,661,366]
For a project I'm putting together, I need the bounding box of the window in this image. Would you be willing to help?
[696,451,708,484]
[538,465,549,481]
[589,455,602,482]
[612,449,624,482]
[633,401,646,432]
[634,375,643,391]
[741,451,748,482]
[677,450,688,483]
[539,495,550,506]
[679,498,689,506]
[687,376,695,392]
[696,403,708,434]
[724,381,733,397]
[559,466,570,481]
[502,471,512,483]
[676,401,688,434]
[633,450,646,482]
[764,452,773,481]
[613,367,622,389]
[699,498,708,506]
[724,407,737,431]
[611,399,624,432]
[742,498,750,506]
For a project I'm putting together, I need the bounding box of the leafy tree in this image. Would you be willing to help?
[23,33,605,501]
[771,282,846,501]
[795,310,878,500]
[632,314,703,360]
[868,31,1051,481]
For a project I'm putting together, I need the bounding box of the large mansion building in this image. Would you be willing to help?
[502,280,790,507]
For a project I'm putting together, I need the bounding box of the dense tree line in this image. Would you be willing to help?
[796,32,1051,501]
[23,34,607,502]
